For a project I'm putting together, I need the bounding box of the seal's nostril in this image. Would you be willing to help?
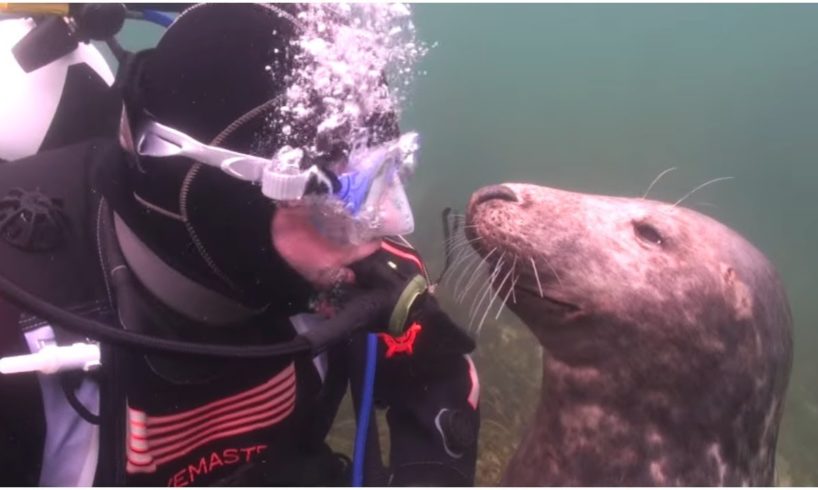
[473,185,518,206]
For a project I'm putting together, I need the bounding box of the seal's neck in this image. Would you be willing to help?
[504,354,648,485]
[503,348,767,486]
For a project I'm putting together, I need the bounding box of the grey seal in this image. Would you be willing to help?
[465,183,793,486]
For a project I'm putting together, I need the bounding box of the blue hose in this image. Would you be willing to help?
[352,333,378,486]
[141,10,174,28]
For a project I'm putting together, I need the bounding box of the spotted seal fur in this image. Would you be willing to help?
[466,183,793,486]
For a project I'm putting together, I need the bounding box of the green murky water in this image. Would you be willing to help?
[113,5,818,485]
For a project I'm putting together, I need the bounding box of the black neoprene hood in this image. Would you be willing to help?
[106,4,312,313]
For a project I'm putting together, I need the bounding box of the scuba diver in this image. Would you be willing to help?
[0,4,479,486]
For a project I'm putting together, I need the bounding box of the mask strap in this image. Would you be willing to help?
[136,119,337,200]
[208,94,338,199]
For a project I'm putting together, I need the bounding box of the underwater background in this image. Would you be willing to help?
[115,4,817,485]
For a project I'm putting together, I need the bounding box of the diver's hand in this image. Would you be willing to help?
[348,250,476,354]
[272,206,380,289]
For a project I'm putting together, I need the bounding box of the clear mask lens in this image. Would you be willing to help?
[311,132,418,244]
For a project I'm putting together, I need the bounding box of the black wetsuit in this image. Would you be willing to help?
[0,140,479,486]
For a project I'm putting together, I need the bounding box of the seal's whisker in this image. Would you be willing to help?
[468,282,491,331]
[498,270,519,318]
[444,239,483,282]
[445,236,482,257]
[670,176,734,209]
[510,257,519,305]
[444,225,468,244]
[442,232,468,252]
[446,242,472,271]
[443,234,476,270]
[440,253,471,290]
[544,257,562,286]
[457,261,487,306]
[470,254,504,322]
[495,280,513,320]
[477,263,512,334]
[478,260,513,331]
[456,259,486,305]
[693,201,719,210]
[477,253,505,305]
[642,166,677,199]
[530,257,544,298]
[480,255,517,325]
[441,244,477,286]
[451,253,482,296]
[445,256,482,297]
[435,230,474,287]
[492,252,506,275]
[441,233,468,254]
[458,248,495,303]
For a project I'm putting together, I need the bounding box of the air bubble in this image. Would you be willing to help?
[268,4,428,174]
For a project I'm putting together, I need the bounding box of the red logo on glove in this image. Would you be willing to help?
[380,322,422,358]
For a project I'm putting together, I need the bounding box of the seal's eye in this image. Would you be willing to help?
[634,222,663,246]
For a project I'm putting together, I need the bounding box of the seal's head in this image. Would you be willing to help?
[466,183,793,486]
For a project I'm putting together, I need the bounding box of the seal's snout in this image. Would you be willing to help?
[471,184,518,207]
[466,184,520,248]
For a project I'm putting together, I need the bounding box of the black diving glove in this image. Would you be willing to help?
[298,248,475,356]
[349,249,476,357]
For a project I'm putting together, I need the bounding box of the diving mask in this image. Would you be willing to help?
[135,119,419,243]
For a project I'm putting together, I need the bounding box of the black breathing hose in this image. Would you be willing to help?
[0,272,391,358]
